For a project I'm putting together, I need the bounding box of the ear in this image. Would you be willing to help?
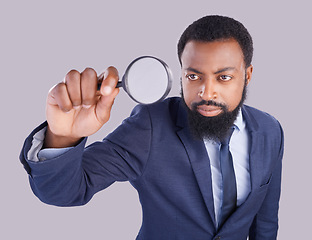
[245,64,253,86]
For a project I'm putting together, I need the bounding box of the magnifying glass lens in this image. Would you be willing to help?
[125,57,170,104]
[98,56,172,104]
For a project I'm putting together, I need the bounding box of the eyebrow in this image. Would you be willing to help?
[185,67,203,75]
[214,67,236,74]
[185,66,237,75]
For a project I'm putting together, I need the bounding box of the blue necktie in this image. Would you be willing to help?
[219,127,237,227]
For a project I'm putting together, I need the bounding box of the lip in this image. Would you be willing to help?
[197,105,222,117]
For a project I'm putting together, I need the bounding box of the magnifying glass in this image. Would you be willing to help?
[99,56,173,104]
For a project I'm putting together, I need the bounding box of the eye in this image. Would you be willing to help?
[219,75,232,81]
[186,74,200,81]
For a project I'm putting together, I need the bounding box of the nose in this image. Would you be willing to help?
[198,79,217,100]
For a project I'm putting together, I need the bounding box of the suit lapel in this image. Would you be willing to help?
[249,132,265,192]
[242,105,265,194]
[176,102,216,227]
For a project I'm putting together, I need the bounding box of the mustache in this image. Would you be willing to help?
[191,100,228,111]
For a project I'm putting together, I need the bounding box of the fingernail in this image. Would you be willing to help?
[102,86,112,96]
[73,105,81,110]
[82,104,92,109]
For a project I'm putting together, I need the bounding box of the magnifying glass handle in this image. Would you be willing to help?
[116,81,122,88]
[97,81,122,91]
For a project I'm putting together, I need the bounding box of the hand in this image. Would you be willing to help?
[44,67,120,148]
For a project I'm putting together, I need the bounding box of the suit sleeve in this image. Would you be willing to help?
[249,122,284,240]
[19,104,152,207]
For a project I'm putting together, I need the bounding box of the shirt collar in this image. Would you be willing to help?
[233,108,245,131]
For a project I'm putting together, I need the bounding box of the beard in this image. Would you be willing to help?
[181,84,247,142]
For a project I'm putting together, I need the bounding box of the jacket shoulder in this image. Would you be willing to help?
[242,105,283,139]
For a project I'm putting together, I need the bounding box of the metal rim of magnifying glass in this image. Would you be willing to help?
[121,56,173,104]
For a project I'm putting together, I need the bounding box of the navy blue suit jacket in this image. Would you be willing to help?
[20,97,284,240]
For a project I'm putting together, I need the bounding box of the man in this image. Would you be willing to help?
[20,15,284,240]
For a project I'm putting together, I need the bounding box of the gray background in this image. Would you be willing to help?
[1,0,311,239]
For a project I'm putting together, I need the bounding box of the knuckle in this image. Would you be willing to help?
[81,67,97,79]
[53,82,66,94]
[65,69,80,82]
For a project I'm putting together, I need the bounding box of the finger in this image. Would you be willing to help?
[49,82,73,112]
[80,68,98,108]
[64,70,82,109]
[99,66,119,96]
[96,87,120,124]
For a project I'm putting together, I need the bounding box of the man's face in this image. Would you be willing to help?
[181,39,253,117]
[180,39,253,140]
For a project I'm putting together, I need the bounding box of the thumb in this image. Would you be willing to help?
[95,87,120,124]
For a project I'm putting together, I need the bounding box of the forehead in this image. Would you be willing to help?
[181,39,245,71]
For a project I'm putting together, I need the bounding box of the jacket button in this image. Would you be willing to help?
[215,237,221,240]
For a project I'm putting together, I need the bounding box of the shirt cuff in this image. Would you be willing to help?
[27,126,73,162]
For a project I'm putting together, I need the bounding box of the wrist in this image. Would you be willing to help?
[43,126,82,148]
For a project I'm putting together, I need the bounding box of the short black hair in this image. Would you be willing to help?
[177,15,253,67]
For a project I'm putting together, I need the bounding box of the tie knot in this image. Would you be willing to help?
[221,127,235,145]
